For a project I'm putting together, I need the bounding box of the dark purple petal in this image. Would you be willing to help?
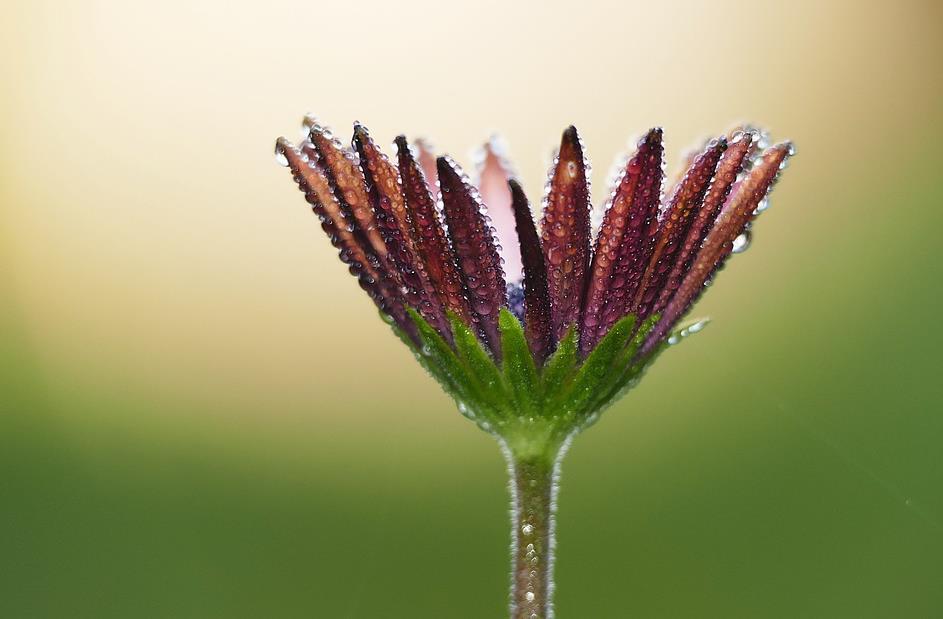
[395,136,473,326]
[309,125,389,263]
[353,124,450,337]
[650,131,754,316]
[509,179,553,364]
[540,126,592,344]
[582,128,663,355]
[630,137,728,319]
[276,137,415,340]
[639,142,793,357]
[438,156,508,356]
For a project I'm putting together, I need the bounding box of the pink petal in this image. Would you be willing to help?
[476,137,522,283]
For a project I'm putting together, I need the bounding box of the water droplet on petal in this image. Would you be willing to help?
[274,141,289,167]
[731,230,752,254]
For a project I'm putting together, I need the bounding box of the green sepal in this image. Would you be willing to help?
[405,309,479,421]
[539,326,578,405]
[499,309,539,417]
[553,315,636,421]
[604,315,710,413]
[582,314,660,422]
[449,314,511,413]
[389,308,710,451]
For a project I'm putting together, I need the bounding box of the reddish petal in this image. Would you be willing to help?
[631,137,728,319]
[582,128,664,355]
[509,179,553,364]
[353,124,449,337]
[540,126,592,344]
[640,142,793,357]
[437,156,508,356]
[308,124,389,262]
[476,137,522,283]
[395,136,473,325]
[650,131,754,316]
[276,138,414,339]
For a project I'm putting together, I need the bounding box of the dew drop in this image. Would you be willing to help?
[731,230,752,254]
[667,317,710,345]
[521,523,535,536]
[274,141,289,167]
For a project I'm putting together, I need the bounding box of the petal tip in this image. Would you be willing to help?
[562,125,581,148]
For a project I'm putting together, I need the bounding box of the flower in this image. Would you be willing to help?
[275,118,792,453]
[275,117,793,618]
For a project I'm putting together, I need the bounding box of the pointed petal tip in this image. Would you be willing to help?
[558,125,587,166]
[776,140,797,157]
[562,125,581,145]
[301,114,320,130]
[436,154,458,176]
[394,134,409,150]
[483,133,504,153]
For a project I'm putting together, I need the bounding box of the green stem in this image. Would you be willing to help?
[504,440,567,619]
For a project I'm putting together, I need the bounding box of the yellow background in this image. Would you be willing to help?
[2,1,941,616]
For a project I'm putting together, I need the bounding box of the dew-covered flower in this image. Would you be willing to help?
[275,117,792,618]
[275,118,792,448]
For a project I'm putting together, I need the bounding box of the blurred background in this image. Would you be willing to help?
[2,0,941,617]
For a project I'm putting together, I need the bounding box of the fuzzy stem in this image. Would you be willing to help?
[504,441,566,619]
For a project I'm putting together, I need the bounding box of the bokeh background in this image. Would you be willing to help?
[2,1,942,617]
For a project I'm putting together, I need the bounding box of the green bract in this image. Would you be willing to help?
[397,309,707,459]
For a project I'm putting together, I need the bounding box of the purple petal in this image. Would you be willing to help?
[309,124,389,262]
[353,124,450,337]
[650,131,754,316]
[509,179,553,364]
[540,126,592,344]
[395,136,474,326]
[631,137,728,319]
[437,156,508,356]
[276,137,414,339]
[640,142,793,357]
[582,128,663,355]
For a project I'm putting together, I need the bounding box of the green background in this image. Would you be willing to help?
[2,1,941,616]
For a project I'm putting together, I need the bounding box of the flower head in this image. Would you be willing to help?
[276,119,792,454]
